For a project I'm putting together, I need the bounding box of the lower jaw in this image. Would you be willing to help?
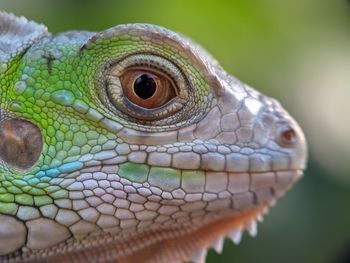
[3,170,301,262]
[115,170,303,263]
[28,205,268,263]
[7,206,265,263]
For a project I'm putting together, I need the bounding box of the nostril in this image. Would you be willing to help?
[282,128,296,143]
[278,124,297,147]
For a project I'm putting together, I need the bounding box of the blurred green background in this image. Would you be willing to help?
[1,1,349,262]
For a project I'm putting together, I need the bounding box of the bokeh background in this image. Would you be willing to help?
[1,1,349,262]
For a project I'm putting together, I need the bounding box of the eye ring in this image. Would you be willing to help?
[94,52,214,131]
[102,54,189,122]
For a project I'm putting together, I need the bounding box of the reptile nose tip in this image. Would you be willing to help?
[275,121,308,171]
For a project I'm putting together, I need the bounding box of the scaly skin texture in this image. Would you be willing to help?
[0,12,307,263]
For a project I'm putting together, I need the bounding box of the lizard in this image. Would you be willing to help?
[0,12,307,263]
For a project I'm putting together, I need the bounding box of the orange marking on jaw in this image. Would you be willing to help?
[120,205,267,263]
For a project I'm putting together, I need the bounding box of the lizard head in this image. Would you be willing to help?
[0,13,307,263]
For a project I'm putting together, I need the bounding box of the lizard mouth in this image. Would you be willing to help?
[113,169,303,263]
[0,167,302,262]
[0,165,302,263]
[24,167,301,263]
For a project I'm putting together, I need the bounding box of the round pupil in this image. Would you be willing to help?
[133,74,157,99]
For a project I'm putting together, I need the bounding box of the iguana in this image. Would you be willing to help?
[0,12,307,263]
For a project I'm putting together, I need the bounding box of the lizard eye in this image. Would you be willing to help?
[102,54,188,122]
[119,68,176,109]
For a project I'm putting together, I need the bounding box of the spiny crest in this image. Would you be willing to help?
[0,12,49,64]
